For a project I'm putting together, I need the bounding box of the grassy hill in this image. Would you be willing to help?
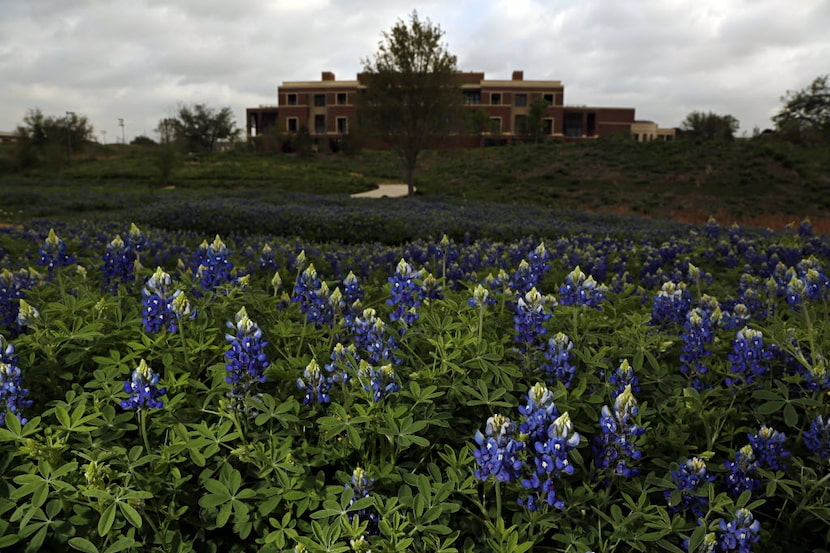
[1,137,829,231]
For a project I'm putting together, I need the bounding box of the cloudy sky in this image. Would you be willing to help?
[1,0,827,142]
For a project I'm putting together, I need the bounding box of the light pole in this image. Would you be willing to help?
[118,118,125,144]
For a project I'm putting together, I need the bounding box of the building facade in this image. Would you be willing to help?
[246,70,674,149]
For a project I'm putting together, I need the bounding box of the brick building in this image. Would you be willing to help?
[246,70,674,149]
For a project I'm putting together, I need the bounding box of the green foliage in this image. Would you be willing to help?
[169,103,240,153]
[359,10,464,195]
[680,110,740,141]
[773,74,830,144]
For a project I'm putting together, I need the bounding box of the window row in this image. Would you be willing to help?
[285,93,349,106]
[463,92,557,106]
[285,116,349,134]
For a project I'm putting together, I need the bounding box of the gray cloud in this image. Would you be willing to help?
[1,0,827,141]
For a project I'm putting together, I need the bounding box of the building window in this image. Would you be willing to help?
[489,117,502,134]
[337,117,348,134]
[543,118,553,135]
[287,94,297,106]
[543,93,554,105]
[314,114,326,134]
[287,118,298,133]
[491,93,501,105]
[515,94,527,107]
[314,94,326,107]
[337,92,348,105]
[463,90,481,105]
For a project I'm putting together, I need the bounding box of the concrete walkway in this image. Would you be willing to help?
[351,184,411,198]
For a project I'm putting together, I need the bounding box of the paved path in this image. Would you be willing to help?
[350,184,410,198]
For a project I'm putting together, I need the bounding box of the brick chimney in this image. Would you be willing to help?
[322,71,335,81]
[512,70,524,81]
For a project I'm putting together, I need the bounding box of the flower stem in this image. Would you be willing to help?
[139,409,152,454]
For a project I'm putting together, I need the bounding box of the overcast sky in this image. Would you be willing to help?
[1,0,828,142]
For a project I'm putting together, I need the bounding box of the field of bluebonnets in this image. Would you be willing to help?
[0,193,829,553]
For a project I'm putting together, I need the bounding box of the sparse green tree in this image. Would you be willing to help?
[16,108,95,167]
[680,110,739,141]
[170,104,239,153]
[359,10,464,196]
[525,98,549,144]
[773,75,830,143]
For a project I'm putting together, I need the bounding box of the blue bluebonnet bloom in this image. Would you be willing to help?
[292,264,334,328]
[0,269,35,336]
[718,508,761,552]
[518,384,580,511]
[169,289,195,326]
[36,228,73,272]
[120,359,166,410]
[726,327,772,387]
[387,258,424,327]
[224,307,269,401]
[513,287,554,360]
[558,266,607,309]
[472,414,525,483]
[680,308,714,390]
[608,359,640,399]
[358,361,400,402]
[468,283,495,308]
[665,457,715,518]
[420,272,443,303]
[592,384,645,478]
[141,267,178,333]
[324,342,359,385]
[193,235,235,290]
[101,235,134,291]
[541,332,577,388]
[341,271,364,322]
[15,299,39,328]
[296,359,331,405]
[0,335,32,427]
[651,281,692,327]
[509,259,541,296]
[747,425,789,471]
[346,467,379,534]
[348,308,399,366]
[803,415,830,460]
[259,243,278,270]
[723,445,760,497]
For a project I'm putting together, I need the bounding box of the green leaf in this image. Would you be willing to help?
[103,537,136,553]
[118,502,142,528]
[98,503,116,536]
[69,537,100,553]
[782,402,798,427]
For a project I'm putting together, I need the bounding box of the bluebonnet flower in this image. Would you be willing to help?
[420,272,444,303]
[193,235,235,290]
[518,382,559,444]
[509,259,541,296]
[592,385,645,478]
[680,308,714,390]
[0,335,32,427]
[296,359,331,405]
[0,269,34,335]
[803,415,830,460]
[387,258,424,327]
[513,287,554,360]
[292,264,334,328]
[348,308,399,366]
[341,271,364,322]
[224,307,269,401]
[665,457,715,518]
[718,508,761,552]
[259,243,278,270]
[468,283,495,308]
[703,216,720,240]
[324,342,359,385]
[747,425,789,471]
[169,289,195,326]
[608,359,640,399]
[358,361,400,402]
[651,281,692,327]
[541,332,577,388]
[120,359,166,410]
[723,445,760,497]
[683,531,718,553]
[472,414,525,483]
[101,235,134,292]
[558,266,607,308]
[15,299,39,328]
[726,327,772,387]
[141,267,178,333]
[519,385,581,511]
[36,228,73,271]
[346,467,379,534]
